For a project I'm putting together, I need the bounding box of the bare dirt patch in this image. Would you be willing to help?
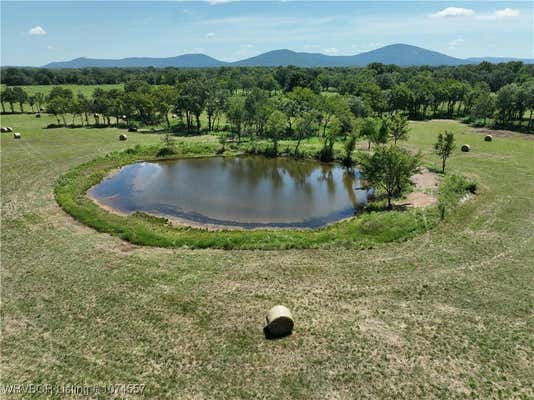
[398,168,439,208]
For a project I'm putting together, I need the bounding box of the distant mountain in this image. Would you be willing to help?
[466,56,534,64]
[42,44,533,69]
[45,54,227,69]
[350,44,465,66]
[231,49,348,67]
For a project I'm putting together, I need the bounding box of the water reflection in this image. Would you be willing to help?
[89,156,371,228]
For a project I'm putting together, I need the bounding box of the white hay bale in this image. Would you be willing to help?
[461,144,471,152]
[7,127,13,132]
[0,127,7,133]
[119,133,127,141]
[13,132,21,139]
[484,135,493,142]
[35,113,41,118]
[265,305,294,337]
[128,126,138,132]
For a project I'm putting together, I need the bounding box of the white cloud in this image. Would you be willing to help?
[367,42,384,49]
[430,7,474,18]
[323,47,339,55]
[28,26,47,35]
[205,32,215,38]
[233,44,257,58]
[182,47,205,54]
[206,0,233,5]
[448,38,464,50]
[477,8,520,21]
[495,8,520,18]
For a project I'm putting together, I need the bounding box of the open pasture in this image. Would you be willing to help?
[1,114,533,398]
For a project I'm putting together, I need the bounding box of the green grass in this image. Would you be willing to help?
[53,134,434,250]
[1,114,533,398]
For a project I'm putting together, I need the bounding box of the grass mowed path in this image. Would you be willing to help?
[1,115,533,398]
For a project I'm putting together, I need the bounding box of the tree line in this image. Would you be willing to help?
[1,62,533,133]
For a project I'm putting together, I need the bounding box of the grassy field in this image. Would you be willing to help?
[1,114,533,398]
[53,136,434,250]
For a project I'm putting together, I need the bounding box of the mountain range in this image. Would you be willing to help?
[43,44,533,69]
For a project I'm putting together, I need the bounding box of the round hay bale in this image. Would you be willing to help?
[13,132,21,139]
[265,305,294,338]
[484,135,493,142]
[128,126,138,132]
[7,127,13,132]
[121,115,127,119]
[461,144,471,152]
[0,127,7,133]
[119,133,128,141]
[35,113,41,118]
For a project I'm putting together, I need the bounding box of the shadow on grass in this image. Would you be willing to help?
[263,326,293,341]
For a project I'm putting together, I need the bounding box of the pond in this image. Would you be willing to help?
[88,156,371,229]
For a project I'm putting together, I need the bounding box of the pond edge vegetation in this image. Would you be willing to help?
[54,139,476,250]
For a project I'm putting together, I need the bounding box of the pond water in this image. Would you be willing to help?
[88,156,371,228]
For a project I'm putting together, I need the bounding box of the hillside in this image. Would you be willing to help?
[42,44,534,68]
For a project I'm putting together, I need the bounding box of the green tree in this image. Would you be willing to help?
[154,85,178,130]
[34,92,45,112]
[360,117,378,150]
[47,87,74,126]
[264,109,287,155]
[434,131,456,173]
[319,116,341,162]
[342,133,357,166]
[471,93,495,125]
[2,87,17,112]
[389,112,409,144]
[12,87,28,113]
[293,110,319,158]
[28,95,36,112]
[226,95,246,142]
[348,96,371,118]
[359,145,421,208]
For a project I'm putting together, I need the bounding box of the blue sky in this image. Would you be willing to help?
[1,1,533,66]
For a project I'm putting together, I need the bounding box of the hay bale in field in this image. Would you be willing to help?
[484,135,493,142]
[35,113,41,118]
[7,127,13,132]
[0,127,7,133]
[265,305,293,338]
[119,133,127,141]
[461,144,471,152]
[13,132,21,139]
[128,126,138,132]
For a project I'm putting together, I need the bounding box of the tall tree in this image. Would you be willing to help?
[264,109,287,155]
[388,112,409,144]
[434,131,456,173]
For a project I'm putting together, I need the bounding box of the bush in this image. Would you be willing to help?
[438,174,477,220]
[318,145,334,162]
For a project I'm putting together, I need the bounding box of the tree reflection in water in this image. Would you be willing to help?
[89,156,370,228]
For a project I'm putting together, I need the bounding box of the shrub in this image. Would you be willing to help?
[438,174,477,220]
